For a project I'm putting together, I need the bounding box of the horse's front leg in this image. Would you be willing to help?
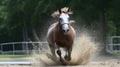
[56,46,67,65]
[64,47,72,61]
[49,43,56,57]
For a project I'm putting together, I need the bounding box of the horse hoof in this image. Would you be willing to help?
[62,62,67,65]
[64,55,71,61]
[60,59,67,65]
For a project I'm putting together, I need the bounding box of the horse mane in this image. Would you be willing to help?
[51,7,73,17]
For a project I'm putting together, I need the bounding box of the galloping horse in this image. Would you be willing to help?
[47,7,76,65]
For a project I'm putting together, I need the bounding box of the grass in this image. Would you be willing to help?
[112,53,120,56]
[0,54,30,58]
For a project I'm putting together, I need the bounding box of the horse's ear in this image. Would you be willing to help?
[59,9,61,14]
[67,8,73,14]
[67,8,70,12]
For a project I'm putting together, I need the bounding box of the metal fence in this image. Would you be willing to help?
[106,36,120,54]
[1,36,120,55]
[0,42,49,55]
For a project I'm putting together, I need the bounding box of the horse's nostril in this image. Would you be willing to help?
[67,29,69,32]
[63,29,69,32]
[63,30,65,32]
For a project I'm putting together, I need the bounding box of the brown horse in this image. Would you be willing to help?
[47,7,76,65]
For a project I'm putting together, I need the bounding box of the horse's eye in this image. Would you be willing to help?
[59,18,62,21]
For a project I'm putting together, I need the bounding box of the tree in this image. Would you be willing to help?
[0,0,120,43]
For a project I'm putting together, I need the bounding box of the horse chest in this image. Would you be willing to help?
[55,34,71,47]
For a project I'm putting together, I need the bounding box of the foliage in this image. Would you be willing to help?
[0,0,120,42]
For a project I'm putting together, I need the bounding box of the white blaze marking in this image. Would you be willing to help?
[59,13,69,32]
[62,24,69,32]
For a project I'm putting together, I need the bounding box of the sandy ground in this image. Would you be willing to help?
[0,49,119,67]
[29,53,120,67]
[0,34,120,67]
[0,56,120,67]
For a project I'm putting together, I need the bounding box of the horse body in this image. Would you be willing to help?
[47,22,75,48]
[47,7,75,65]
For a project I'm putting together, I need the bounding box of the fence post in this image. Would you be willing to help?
[26,42,29,55]
[13,43,15,55]
[1,45,2,54]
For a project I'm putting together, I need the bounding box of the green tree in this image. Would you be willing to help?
[0,0,120,43]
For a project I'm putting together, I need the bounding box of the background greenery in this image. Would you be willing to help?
[0,0,120,43]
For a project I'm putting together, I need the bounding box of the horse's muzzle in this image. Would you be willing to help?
[63,29,69,33]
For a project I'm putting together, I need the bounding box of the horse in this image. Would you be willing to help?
[47,7,76,65]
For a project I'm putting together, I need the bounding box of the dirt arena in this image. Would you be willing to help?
[0,33,119,67]
[30,33,120,67]
[0,53,119,67]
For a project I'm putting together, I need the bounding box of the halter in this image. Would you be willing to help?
[61,23,69,26]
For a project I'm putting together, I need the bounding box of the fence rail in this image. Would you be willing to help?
[0,62,32,65]
[1,36,120,55]
[106,36,120,54]
[106,44,120,53]
[0,41,49,55]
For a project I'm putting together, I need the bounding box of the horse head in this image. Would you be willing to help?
[59,7,72,33]
[52,7,73,34]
